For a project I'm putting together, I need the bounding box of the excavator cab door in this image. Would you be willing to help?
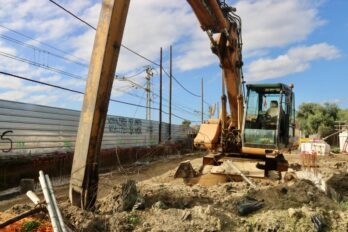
[243,84,294,150]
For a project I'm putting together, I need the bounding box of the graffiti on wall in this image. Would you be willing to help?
[1,130,13,152]
[107,117,142,134]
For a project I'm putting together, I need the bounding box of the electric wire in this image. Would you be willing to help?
[0,34,88,68]
[47,0,203,98]
[0,24,89,64]
[47,0,160,67]
[0,48,202,118]
[0,50,85,80]
[0,71,196,121]
[0,1,207,120]
[117,76,209,117]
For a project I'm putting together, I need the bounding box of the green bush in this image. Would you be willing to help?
[21,220,40,232]
[331,147,341,154]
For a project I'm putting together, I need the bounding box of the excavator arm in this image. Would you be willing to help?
[188,0,244,151]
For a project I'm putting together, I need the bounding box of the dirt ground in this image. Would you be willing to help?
[1,152,348,232]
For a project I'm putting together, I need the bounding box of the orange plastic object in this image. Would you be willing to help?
[0,212,53,232]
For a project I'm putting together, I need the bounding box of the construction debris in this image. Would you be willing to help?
[224,160,257,189]
[174,160,197,178]
[311,214,326,232]
[1,153,348,231]
[326,172,348,202]
[236,196,264,216]
[0,206,46,229]
[39,170,67,232]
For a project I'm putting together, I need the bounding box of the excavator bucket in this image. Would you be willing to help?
[174,160,197,178]
[194,119,221,150]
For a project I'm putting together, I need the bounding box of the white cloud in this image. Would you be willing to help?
[25,94,59,105]
[175,0,326,69]
[0,90,26,101]
[0,0,339,108]
[237,0,325,52]
[174,30,216,71]
[68,0,202,73]
[246,43,340,81]
[0,0,328,74]
[0,41,84,106]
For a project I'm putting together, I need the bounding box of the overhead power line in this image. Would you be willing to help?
[1,19,201,100]
[0,1,206,118]
[48,0,95,29]
[163,68,211,107]
[0,51,85,80]
[0,48,203,118]
[48,0,160,67]
[0,24,89,64]
[0,34,88,68]
[118,75,209,117]
[0,71,147,108]
[162,68,200,98]
[0,49,199,118]
[47,0,203,98]
[0,71,194,121]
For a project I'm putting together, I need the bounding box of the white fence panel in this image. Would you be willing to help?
[0,99,188,156]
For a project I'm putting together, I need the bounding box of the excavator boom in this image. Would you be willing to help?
[189,0,244,152]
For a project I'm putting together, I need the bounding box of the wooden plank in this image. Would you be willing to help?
[69,0,130,209]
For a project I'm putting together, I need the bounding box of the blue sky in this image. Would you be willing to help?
[0,0,347,124]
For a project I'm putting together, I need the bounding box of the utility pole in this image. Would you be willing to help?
[201,78,204,123]
[169,45,172,140]
[69,0,129,210]
[145,66,154,120]
[159,47,163,144]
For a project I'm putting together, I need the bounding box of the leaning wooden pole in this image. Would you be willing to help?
[69,0,130,210]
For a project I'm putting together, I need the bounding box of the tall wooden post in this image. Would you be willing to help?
[158,47,163,143]
[69,0,130,210]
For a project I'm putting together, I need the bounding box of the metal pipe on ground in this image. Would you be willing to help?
[224,160,257,189]
[45,174,67,232]
[26,190,41,205]
[39,171,61,232]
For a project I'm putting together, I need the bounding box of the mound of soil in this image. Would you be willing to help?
[250,180,338,210]
[326,172,348,202]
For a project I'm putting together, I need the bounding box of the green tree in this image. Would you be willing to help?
[338,109,348,124]
[182,120,191,128]
[297,102,339,137]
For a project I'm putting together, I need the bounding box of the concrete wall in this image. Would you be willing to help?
[0,99,188,156]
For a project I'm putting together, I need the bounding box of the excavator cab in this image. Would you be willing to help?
[243,83,295,151]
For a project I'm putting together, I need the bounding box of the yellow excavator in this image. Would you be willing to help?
[179,0,296,178]
[69,0,296,209]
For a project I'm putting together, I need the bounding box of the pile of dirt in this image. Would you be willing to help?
[98,180,139,213]
[58,176,348,232]
[249,179,338,210]
[3,154,348,231]
[326,172,348,202]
